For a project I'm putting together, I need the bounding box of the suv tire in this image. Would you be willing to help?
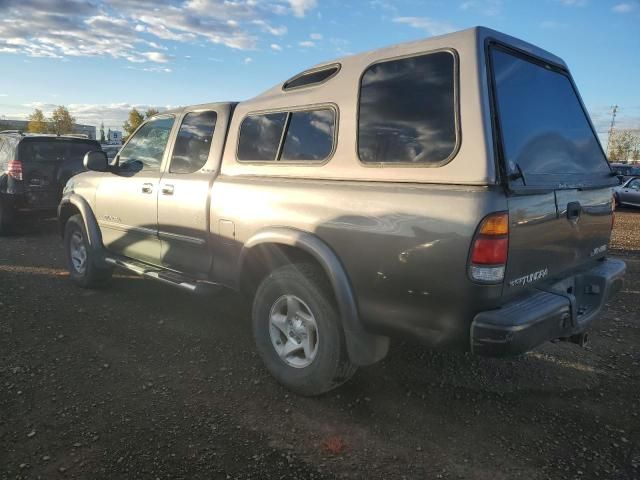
[64,214,113,288]
[252,263,357,396]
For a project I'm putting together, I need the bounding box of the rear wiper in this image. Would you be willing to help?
[508,163,527,185]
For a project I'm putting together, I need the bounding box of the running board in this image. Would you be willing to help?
[104,256,220,295]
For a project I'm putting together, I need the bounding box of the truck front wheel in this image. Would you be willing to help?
[252,263,357,396]
[64,214,113,288]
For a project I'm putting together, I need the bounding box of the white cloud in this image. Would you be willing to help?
[310,33,323,40]
[0,94,8,97]
[11,101,176,130]
[299,40,316,48]
[557,0,587,6]
[540,20,568,29]
[270,43,283,51]
[252,20,288,36]
[0,0,313,66]
[243,56,253,64]
[393,17,456,36]
[288,0,318,17]
[140,52,171,63]
[612,2,635,12]
[459,0,502,16]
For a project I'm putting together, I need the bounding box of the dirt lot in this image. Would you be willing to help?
[1,211,639,480]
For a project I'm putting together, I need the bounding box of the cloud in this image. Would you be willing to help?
[270,43,283,51]
[299,40,316,48]
[393,17,456,36]
[243,57,253,64]
[252,19,288,36]
[459,0,502,16]
[310,33,323,40]
[12,101,176,130]
[0,0,315,66]
[557,0,587,6]
[612,2,636,12]
[140,52,171,63]
[288,0,318,17]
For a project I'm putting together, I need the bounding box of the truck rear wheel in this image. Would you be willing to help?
[64,214,113,288]
[252,263,357,396]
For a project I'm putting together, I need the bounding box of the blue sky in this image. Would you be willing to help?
[0,0,638,141]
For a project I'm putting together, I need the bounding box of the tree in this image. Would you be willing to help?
[100,121,106,143]
[608,129,640,163]
[122,108,144,137]
[27,108,49,133]
[145,108,160,119]
[50,106,75,135]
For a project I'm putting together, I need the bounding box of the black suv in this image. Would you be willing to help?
[0,131,101,233]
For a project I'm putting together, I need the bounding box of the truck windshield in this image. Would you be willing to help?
[490,46,612,188]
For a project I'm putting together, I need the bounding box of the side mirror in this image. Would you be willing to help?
[83,151,108,172]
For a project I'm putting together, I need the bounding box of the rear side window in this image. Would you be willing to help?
[237,108,336,162]
[237,113,287,161]
[490,47,611,185]
[358,51,457,165]
[170,111,217,174]
[280,109,335,161]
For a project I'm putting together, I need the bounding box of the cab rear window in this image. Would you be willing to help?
[490,46,611,186]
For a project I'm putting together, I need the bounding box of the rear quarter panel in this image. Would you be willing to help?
[211,177,507,348]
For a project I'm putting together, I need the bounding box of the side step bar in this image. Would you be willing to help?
[104,256,221,295]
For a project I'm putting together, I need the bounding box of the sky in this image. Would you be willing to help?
[0,0,638,143]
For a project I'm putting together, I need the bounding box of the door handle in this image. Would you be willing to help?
[141,183,154,194]
[567,201,581,221]
[161,184,174,195]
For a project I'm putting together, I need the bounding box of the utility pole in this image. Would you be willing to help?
[606,105,618,159]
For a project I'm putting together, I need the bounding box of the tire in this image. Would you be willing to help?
[252,263,357,396]
[64,214,113,288]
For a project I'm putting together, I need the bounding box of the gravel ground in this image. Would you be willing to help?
[1,211,639,480]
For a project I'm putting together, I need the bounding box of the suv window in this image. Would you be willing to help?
[280,109,335,161]
[491,46,610,186]
[170,111,217,174]
[119,116,175,172]
[358,51,457,165]
[237,108,336,162]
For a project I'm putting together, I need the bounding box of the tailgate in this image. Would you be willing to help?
[18,138,97,195]
[505,188,613,290]
[489,43,617,291]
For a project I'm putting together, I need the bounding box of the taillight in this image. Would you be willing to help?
[469,212,509,283]
[8,160,23,181]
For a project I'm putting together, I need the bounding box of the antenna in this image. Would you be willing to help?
[605,105,618,157]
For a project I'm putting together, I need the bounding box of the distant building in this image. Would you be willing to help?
[107,129,123,145]
[0,119,96,140]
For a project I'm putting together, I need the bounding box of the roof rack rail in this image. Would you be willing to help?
[61,133,89,139]
[0,130,24,135]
